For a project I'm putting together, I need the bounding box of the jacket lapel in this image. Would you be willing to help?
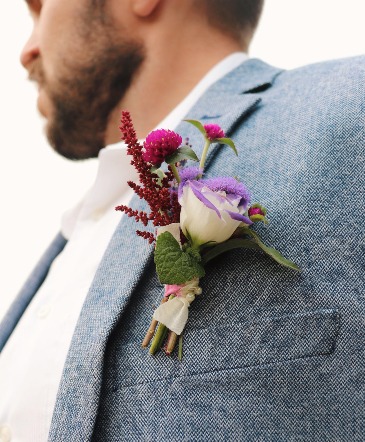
[49,58,284,440]
[0,233,67,352]
[49,195,154,441]
[177,94,261,166]
[174,58,283,165]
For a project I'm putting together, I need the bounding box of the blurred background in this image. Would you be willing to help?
[0,0,364,320]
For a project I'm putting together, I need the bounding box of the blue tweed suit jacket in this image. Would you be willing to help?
[1,56,365,441]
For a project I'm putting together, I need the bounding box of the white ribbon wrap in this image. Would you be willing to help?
[153,278,202,335]
[153,296,190,335]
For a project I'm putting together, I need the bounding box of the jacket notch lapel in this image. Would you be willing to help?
[174,59,284,170]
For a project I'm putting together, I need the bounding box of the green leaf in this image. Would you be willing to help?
[238,227,300,271]
[165,146,199,164]
[154,232,205,284]
[202,238,260,265]
[201,229,300,271]
[184,119,207,137]
[216,137,238,156]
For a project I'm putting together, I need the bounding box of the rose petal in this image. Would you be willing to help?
[225,210,253,225]
[189,181,222,219]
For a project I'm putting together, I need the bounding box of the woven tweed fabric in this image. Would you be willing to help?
[2,57,365,441]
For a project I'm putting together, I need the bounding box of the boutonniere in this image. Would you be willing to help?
[116,111,299,360]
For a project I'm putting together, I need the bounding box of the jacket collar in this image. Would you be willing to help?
[49,58,284,440]
[174,58,283,166]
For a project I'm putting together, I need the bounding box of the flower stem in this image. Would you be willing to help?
[165,331,178,355]
[142,318,158,348]
[169,164,181,184]
[149,323,168,355]
[149,295,176,355]
[142,296,168,348]
[199,139,211,171]
[178,334,183,361]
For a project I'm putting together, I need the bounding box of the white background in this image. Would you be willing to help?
[0,1,364,320]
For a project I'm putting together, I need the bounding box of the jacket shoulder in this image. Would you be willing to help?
[275,54,365,93]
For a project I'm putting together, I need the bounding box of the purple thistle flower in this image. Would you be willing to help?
[177,167,203,199]
[142,129,182,166]
[203,124,225,141]
[179,166,203,183]
[201,177,250,210]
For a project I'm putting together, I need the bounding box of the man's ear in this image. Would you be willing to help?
[132,0,162,17]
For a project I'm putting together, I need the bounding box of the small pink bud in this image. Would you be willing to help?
[248,207,265,217]
[248,204,267,223]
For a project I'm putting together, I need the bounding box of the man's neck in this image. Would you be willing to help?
[105,30,244,142]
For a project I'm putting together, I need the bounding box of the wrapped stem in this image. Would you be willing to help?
[148,294,175,355]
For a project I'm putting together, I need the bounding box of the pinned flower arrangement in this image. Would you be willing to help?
[116,111,299,360]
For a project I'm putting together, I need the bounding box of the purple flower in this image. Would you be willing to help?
[142,129,182,166]
[179,177,252,247]
[178,167,203,198]
[201,177,250,210]
[179,166,203,183]
[203,124,225,141]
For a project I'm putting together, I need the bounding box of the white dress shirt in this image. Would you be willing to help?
[0,52,248,442]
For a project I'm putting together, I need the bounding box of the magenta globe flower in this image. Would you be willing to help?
[142,129,182,166]
[203,124,225,141]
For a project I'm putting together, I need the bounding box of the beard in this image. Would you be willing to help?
[29,29,144,160]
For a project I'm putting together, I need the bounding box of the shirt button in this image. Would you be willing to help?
[0,425,11,442]
[37,305,51,319]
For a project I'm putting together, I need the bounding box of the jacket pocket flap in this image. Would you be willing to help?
[113,308,340,389]
[183,308,340,369]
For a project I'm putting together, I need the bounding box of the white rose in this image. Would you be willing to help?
[179,178,252,247]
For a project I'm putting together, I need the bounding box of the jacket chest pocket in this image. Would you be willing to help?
[110,308,340,391]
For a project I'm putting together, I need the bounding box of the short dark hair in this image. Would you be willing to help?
[92,0,264,46]
[197,0,264,45]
